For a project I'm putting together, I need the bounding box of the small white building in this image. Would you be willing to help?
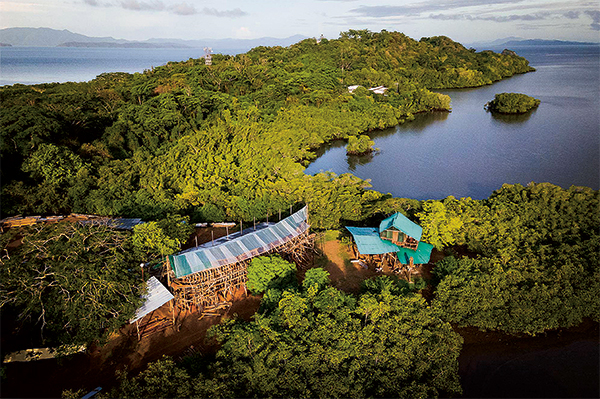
[347,85,388,95]
[369,85,388,95]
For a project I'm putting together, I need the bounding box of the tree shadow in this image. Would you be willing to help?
[489,108,537,124]
[346,152,375,171]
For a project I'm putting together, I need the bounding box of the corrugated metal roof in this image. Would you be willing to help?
[379,213,422,241]
[169,207,309,279]
[130,277,174,324]
[346,225,433,264]
[345,226,402,255]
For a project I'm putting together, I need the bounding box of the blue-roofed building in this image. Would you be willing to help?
[346,212,433,268]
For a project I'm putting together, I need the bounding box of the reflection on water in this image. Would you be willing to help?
[394,111,450,133]
[489,108,537,124]
[347,151,375,171]
[305,45,599,200]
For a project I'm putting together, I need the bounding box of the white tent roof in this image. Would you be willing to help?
[130,276,174,324]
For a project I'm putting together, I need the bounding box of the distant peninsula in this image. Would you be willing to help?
[0,27,307,54]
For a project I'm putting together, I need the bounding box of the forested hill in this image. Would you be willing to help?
[1,29,534,226]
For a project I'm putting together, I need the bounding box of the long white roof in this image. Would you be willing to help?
[130,276,174,324]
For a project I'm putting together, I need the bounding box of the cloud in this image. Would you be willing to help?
[80,0,247,17]
[202,7,247,18]
[429,12,553,22]
[235,26,252,39]
[563,10,580,19]
[429,9,599,29]
[119,0,165,11]
[349,0,526,18]
[585,10,600,30]
[170,2,196,15]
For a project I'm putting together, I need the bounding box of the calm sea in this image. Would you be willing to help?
[0,47,206,86]
[306,45,600,199]
[1,45,598,200]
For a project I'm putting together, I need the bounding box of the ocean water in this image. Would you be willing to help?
[305,45,600,199]
[1,45,598,201]
[0,46,206,86]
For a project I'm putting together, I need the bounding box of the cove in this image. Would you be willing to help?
[304,45,600,200]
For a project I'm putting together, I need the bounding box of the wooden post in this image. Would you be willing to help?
[226,225,229,239]
[170,299,175,325]
[409,257,414,283]
[253,217,256,230]
[195,235,198,247]
[136,320,140,341]
[140,263,144,281]
[289,204,292,216]
[279,209,281,221]
[211,230,214,246]
[305,204,309,226]
[240,220,243,235]
[166,257,172,287]
[266,214,269,224]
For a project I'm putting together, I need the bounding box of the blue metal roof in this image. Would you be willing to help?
[346,217,433,264]
[345,226,402,255]
[378,213,422,241]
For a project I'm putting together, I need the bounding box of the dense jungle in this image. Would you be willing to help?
[1,30,597,398]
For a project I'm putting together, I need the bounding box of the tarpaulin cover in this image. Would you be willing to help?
[130,276,174,324]
[396,242,434,265]
[168,207,309,279]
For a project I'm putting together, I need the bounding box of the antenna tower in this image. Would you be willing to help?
[204,47,213,66]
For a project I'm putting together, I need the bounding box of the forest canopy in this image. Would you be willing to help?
[1,30,534,229]
[485,92,541,114]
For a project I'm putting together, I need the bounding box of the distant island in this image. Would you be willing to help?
[0,27,307,54]
[468,37,599,49]
[0,42,12,47]
[502,39,600,47]
[58,41,191,49]
[485,92,541,114]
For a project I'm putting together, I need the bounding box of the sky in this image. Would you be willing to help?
[1,0,599,44]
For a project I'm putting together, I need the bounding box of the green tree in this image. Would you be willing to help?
[0,223,144,347]
[417,198,464,249]
[346,134,376,155]
[302,267,330,292]
[246,255,297,295]
[131,221,180,261]
[485,92,540,113]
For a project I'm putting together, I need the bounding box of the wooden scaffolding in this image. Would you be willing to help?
[168,231,315,312]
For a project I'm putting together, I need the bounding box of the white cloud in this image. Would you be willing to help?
[235,26,252,38]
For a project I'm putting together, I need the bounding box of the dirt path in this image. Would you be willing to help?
[1,288,262,398]
[318,238,376,294]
